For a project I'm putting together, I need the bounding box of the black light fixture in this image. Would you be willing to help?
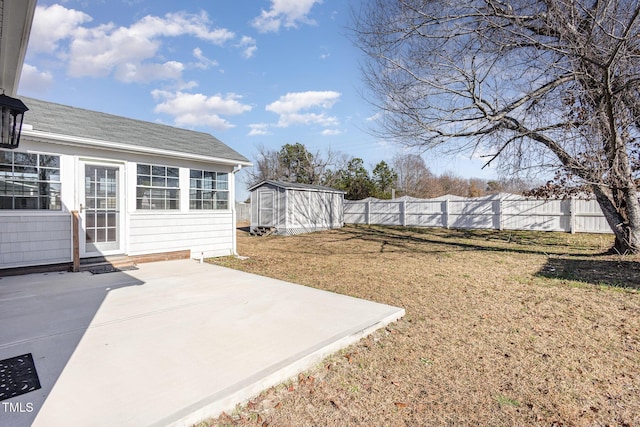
[0,93,28,150]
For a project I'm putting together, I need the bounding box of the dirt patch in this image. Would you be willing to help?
[199,224,640,426]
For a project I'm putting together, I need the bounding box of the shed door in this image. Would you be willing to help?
[258,190,275,226]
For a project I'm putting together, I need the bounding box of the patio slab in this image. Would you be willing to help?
[0,259,404,427]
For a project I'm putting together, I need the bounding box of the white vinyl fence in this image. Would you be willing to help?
[235,202,251,222]
[344,193,612,234]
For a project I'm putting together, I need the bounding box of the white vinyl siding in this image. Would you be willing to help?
[0,213,71,267]
[129,212,233,258]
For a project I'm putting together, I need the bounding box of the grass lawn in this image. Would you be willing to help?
[200,224,640,426]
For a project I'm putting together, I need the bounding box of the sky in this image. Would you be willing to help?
[18,0,499,200]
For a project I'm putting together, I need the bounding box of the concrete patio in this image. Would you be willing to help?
[0,259,404,427]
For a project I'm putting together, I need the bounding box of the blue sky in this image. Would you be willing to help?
[18,0,499,199]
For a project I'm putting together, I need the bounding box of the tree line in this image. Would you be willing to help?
[246,143,530,200]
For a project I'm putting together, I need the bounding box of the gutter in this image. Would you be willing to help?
[230,164,243,257]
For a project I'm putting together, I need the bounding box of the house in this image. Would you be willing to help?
[248,180,344,235]
[0,97,252,270]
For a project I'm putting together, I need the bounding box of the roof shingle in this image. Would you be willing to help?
[20,96,250,163]
[249,179,345,193]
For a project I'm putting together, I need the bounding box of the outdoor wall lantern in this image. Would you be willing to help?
[0,93,28,150]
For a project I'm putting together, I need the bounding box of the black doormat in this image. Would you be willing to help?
[0,353,41,401]
[88,264,139,274]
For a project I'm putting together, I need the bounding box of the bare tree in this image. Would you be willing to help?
[353,0,640,253]
[244,144,280,187]
[430,171,470,197]
[245,143,353,188]
[486,177,533,195]
[392,153,434,196]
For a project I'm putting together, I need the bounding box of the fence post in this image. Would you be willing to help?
[401,200,406,227]
[445,199,450,229]
[570,196,576,234]
[366,200,371,225]
[497,197,503,231]
[72,210,80,272]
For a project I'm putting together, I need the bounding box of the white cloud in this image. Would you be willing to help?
[266,91,340,114]
[321,129,342,136]
[124,12,235,45]
[116,61,184,83]
[28,4,92,54]
[174,80,199,91]
[319,45,330,60]
[252,0,323,33]
[238,36,257,59]
[275,112,339,128]
[67,12,234,81]
[151,90,252,130]
[29,5,236,83]
[367,112,382,122]
[19,64,54,93]
[248,123,271,136]
[266,91,341,128]
[192,48,219,70]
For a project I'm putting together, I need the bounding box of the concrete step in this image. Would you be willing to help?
[79,250,190,274]
[0,250,191,277]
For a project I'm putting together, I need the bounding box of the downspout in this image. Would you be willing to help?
[230,164,243,256]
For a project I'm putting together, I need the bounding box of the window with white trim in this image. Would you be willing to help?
[0,151,61,210]
[136,164,180,210]
[189,170,229,210]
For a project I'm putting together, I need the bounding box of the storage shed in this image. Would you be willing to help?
[248,180,345,235]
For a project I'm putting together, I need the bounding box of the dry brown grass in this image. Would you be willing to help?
[199,224,640,427]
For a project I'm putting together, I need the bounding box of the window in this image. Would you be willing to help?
[136,164,179,209]
[189,170,229,210]
[0,151,61,210]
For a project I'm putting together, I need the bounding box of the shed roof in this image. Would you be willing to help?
[248,179,345,194]
[19,96,250,164]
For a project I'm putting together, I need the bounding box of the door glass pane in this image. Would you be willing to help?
[97,213,106,227]
[86,213,96,228]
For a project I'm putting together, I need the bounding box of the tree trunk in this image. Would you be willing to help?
[620,187,640,254]
[592,185,640,254]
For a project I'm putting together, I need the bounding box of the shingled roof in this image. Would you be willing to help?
[20,96,250,164]
[248,179,345,193]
